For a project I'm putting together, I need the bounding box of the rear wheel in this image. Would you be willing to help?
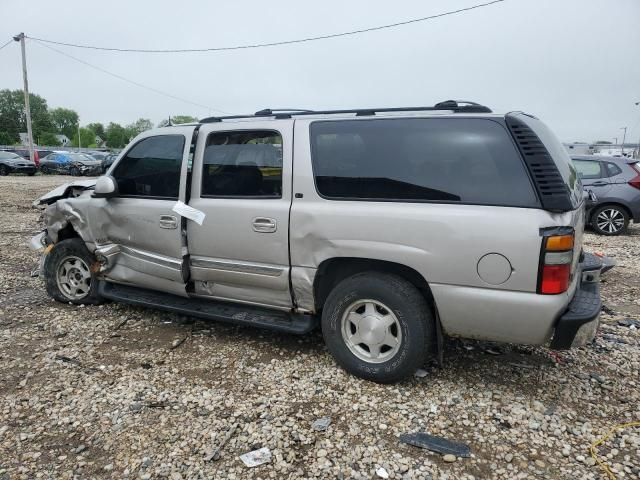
[44,238,101,304]
[70,166,81,176]
[592,205,629,235]
[0,165,8,176]
[321,272,434,383]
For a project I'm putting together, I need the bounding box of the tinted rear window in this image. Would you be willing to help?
[310,118,539,207]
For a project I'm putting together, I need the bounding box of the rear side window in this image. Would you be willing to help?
[573,160,603,179]
[112,135,184,199]
[201,130,282,198]
[310,118,539,207]
[604,162,622,177]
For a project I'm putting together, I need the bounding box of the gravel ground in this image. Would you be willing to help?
[0,174,639,480]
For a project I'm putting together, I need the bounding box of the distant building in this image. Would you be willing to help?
[55,134,70,146]
[563,143,592,155]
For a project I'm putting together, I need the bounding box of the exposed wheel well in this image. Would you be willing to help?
[55,224,80,242]
[313,257,435,313]
[590,203,631,223]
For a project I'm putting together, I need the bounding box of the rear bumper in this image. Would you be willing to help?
[550,253,604,349]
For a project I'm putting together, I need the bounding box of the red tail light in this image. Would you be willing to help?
[628,163,640,190]
[540,264,571,294]
[538,233,574,295]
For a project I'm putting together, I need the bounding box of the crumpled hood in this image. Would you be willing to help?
[34,179,97,206]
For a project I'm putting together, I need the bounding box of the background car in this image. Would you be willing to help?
[572,155,640,235]
[0,151,36,176]
[101,153,118,172]
[0,147,53,167]
[39,152,102,176]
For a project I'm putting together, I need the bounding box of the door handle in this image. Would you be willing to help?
[252,217,277,233]
[591,181,607,186]
[159,215,178,229]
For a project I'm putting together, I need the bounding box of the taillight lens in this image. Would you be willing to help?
[538,233,574,295]
[628,163,640,190]
[540,264,571,294]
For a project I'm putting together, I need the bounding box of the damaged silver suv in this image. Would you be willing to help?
[32,101,607,383]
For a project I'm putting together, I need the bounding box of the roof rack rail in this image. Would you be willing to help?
[199,100,491,123]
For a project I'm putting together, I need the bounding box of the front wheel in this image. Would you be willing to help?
[321,272,434,383]
[0,165,8,176]
[592,205,629,235]
[44,238,102,304]
[69,166,81,176]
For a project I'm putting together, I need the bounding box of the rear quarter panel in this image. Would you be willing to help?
[290,117,583,345]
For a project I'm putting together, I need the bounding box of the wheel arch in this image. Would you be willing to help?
[313,257,437,314]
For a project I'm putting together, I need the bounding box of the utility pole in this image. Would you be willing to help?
[620,127,627,154]
[13,33,35,163]
[78,122,81,152]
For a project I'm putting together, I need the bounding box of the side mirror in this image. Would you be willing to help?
[93,175,118,198]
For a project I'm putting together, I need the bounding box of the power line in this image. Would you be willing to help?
[0,38,13,51]
[26,0,506,54]
[31,39,231,114]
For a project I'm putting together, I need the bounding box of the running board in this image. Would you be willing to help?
[98,282,316,334]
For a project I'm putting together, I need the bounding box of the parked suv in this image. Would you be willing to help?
[572,155,640,235]
[31,101,605,383]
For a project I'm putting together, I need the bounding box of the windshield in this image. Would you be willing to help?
[68,153,96,162]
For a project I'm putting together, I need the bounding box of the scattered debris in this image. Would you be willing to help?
[601,304,616,315]
[54,354,81,366]
[443,454,457,463]
[311,417,331,432]
[484,346,503,356]
[618,318,640,328]
[140,362,153,369]
[375,466,390,478]
[239,447,272,468]
[169,336,188,350]
[399,432,471,458]
[114,317,129,331]
[204,423,238,462]
[508,362,536,370]
[143,401,170,409]
[414,368,428,378]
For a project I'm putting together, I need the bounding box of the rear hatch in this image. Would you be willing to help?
[506,113,585,291]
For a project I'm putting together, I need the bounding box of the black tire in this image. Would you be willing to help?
[0,165,8,176]
[44,238,102,304]
[28,171,36,176]
[591,204,629,236]
[40,166,49,174]
[321,272,434,383]
[70,166,81,176]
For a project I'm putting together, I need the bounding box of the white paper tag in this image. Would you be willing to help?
[172,201,206,226]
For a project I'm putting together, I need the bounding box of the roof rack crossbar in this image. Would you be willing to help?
[199,100,491,123]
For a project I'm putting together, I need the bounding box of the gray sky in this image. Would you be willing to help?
[1,0,639,143]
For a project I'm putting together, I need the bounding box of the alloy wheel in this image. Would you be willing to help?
[341,299,402,363]
[596,208,625,234]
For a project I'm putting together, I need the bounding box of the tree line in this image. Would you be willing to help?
[0,89,198,148]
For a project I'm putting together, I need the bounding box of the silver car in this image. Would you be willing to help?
[572,155,640,235]
[31,101,606,383]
